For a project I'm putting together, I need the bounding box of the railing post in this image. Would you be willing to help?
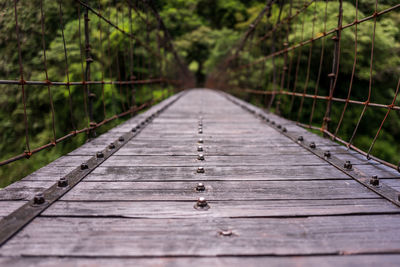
[323,0,343,136]
[84,0,96,138]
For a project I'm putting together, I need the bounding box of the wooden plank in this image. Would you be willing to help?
[2,215,400,256]
[102,154,327,167]
[2,255,400,267]
[60,180,377,201]
[0,181,54,201]
[85,165,349,181]
[43,198,399,218]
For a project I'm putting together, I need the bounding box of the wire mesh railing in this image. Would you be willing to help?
[0,0,194,167]
[207,0,400,172]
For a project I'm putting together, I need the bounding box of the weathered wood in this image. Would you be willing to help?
[2,215,400,256]
[1,89,399,262]
[2,255,400,267]
[43,198,399,218]
[60,180,377,201]
[84,165,349,181]
[102,154,327,167]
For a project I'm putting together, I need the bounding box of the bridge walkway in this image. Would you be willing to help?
[1,89,400,266]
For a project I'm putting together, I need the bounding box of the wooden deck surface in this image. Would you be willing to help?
[1,89,400,266]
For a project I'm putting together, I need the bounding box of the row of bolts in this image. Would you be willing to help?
[31,108,389,205]
[194,115,209,210]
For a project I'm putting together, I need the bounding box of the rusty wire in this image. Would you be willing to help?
[212,0,400,172]
[0,0,186,167]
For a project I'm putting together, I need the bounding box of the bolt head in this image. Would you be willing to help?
[131,128,136,132]
[196,183,206,192]
[197,167,205,173]
[370,175,379,186]
[96,151,104,158]
[199,122,203,126]
[80,163,89,170]
[198,138,203,144]
[33,193,45,205]
[282,127,287,133]
[309,142,316,149]
[198,129,203,134]
[344,160,352,170]
[324,151,331,158]
[108,143,115,149]
[118,136,125,142]
[198,154,205,160]
[58,177,68,187]
[141,121,145,125]
[197,146,203,152]
[219,230,233,236]
[297,136,304,142]
[271,121,275,125]
[195,197,209,209]
[277,125,282,129]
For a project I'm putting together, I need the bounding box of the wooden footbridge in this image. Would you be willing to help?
[1,89,400,266]
[2,0,400,266]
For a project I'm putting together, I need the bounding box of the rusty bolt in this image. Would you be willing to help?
[277,124,282,129]
[198,154,205,161]
[195,197,209,209]
[198,129,203,134]
[282,127,287,133]
[309,142,316,149]
[33,193,45,205]
[197,167,205,173]
[131,128,136,132]
[96,151,104,158]
[271,121,275,125]
[118,136,125,142]
[199,122,203,126]
[324,151,331,158]
[196,183,205,192]
[108,143,115,149]
[141,121,145,126]
[80,163,89,170]
[297,136,304,142]
[198,138,203,144]
[136,124,141,129]
[58,177,68,187]
[344,160,352,170]
[370,175,379,186]
[198,146,203,152]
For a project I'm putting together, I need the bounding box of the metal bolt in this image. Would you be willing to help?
[136,124,141,129]
[108,143,115,149]
[196,183,205,192]
[370,175,379,186]
[198,129,203,134]
[131,128,136,132]
[195,197,209,209]
[198,138,203,144]
[344,160,352,170]
[297,136,304,142]
[398,194,400,202]
[118,136,125,142]
[271,121,275,125]
[198,154,205,161]
[309,142,316,149]
[197,146,203,152]
[141,121,145,126]
[266,118,270,122]
[277,124,282,129]
[197,167,205,173]
[33,193,45,205]
[199,122,203,126]
[282,127,287,133]
[96,151,104,158]
[80,163,89,170]
[58,177,68,187]
[324,151,331,158]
